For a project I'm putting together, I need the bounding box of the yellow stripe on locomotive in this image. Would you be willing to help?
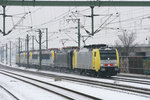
[30,52,32,60]
[72,50,77,69]
[115,49,119,68]
[92,49,101,72]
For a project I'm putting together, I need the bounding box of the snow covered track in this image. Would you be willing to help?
[10,68,149,97]
[0,85,20,100]
[0,65,150,99]
[55,76,150,97]
[111,76,150,85]
[0,70,102,100]
[117,74,150,80]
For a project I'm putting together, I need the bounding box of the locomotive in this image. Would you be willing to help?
[16,44,119,77]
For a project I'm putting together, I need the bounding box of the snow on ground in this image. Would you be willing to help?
[0,64,150,100]
[39,68,150,89]
[113,75,150,82]
[0,87,16,100]
[0,73,66,100]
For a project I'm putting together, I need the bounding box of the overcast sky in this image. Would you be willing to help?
[1,0,150,50]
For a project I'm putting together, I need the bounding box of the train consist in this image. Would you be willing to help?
[16,45,119,77]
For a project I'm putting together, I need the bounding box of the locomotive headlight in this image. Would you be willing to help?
[115,64,117,66]
[101,68,105,71]
[101,64,104,66]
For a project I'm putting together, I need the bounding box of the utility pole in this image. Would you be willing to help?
[39,29,42,69]
[78,19,80,49]
[18,37,20,66]
[91,6,94,36]
[6,43,7,64]
[2,6,6,36]
[32,35,34,50]
[20,41,22,52]
[46,28,48,50]
[10,41,11,66]
[27,34,29,68]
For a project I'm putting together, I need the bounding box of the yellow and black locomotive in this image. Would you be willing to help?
[16,45,119,77]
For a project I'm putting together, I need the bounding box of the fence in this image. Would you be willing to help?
[119,56,150,75]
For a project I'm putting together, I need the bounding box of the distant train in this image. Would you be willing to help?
[16,45,119,77]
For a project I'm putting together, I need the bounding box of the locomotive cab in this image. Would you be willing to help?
[100,49,119,76]
[92,48,119,76]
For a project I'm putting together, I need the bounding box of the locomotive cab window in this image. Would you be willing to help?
[100,50,116,60]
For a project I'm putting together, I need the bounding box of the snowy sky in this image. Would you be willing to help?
[1,0,150,50]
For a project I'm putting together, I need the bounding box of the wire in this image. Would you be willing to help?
[27,7,33,28]
[64,32,78,43]
[109,13,150,25]
[34,8,76,27]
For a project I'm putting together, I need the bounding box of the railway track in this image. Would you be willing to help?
[0,85,20,100]
[118,73,150,80]
[0,69,102,100]
[0,65,150,98]
[18,71,150,98]
[112,76,150,85]
[56,75,150,97]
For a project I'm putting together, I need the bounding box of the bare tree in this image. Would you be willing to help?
[116,31,137,56]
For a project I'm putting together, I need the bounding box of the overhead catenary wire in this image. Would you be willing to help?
[2,6,150,48]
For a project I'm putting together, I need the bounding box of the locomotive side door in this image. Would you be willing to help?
[94,52,96,69]
[92,49,101,72]
[72,50,77,69]
[92,50,97,71]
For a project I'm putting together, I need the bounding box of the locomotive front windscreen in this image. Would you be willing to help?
[100,50,117,60]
